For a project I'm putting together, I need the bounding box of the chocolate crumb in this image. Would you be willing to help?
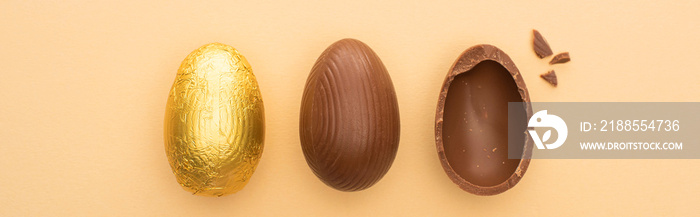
[532,29,553,58]
[549,52,570,64]
[540,70,558,86]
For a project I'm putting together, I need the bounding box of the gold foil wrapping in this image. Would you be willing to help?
[164,43,265,197]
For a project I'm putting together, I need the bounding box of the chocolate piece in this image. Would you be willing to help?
[540,70,558,86]
[435,44,533,195]
[549,52,570,64]
[300,38,400,192]
[532,29,553,58]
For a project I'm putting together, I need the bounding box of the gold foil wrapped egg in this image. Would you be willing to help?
[164,43,265,197]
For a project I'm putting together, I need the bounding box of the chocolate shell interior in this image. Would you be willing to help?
[435,44,532,195]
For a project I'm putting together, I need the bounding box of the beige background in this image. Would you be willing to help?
[1,1,699,216]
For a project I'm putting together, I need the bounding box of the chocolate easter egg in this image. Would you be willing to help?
[435,44,533,195]
[164,43,265,197]
[300,38,400,192]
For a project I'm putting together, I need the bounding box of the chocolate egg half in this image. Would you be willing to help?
[164,43,265,197]
[435,44,533,195]
[300,38,400,192]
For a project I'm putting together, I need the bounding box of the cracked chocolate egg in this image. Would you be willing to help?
[435,44,533,195]
[164,43,265,197]
[300,38,400,192]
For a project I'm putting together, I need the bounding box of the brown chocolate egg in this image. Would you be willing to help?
[299,38,400,192]
[435,44,533,195]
